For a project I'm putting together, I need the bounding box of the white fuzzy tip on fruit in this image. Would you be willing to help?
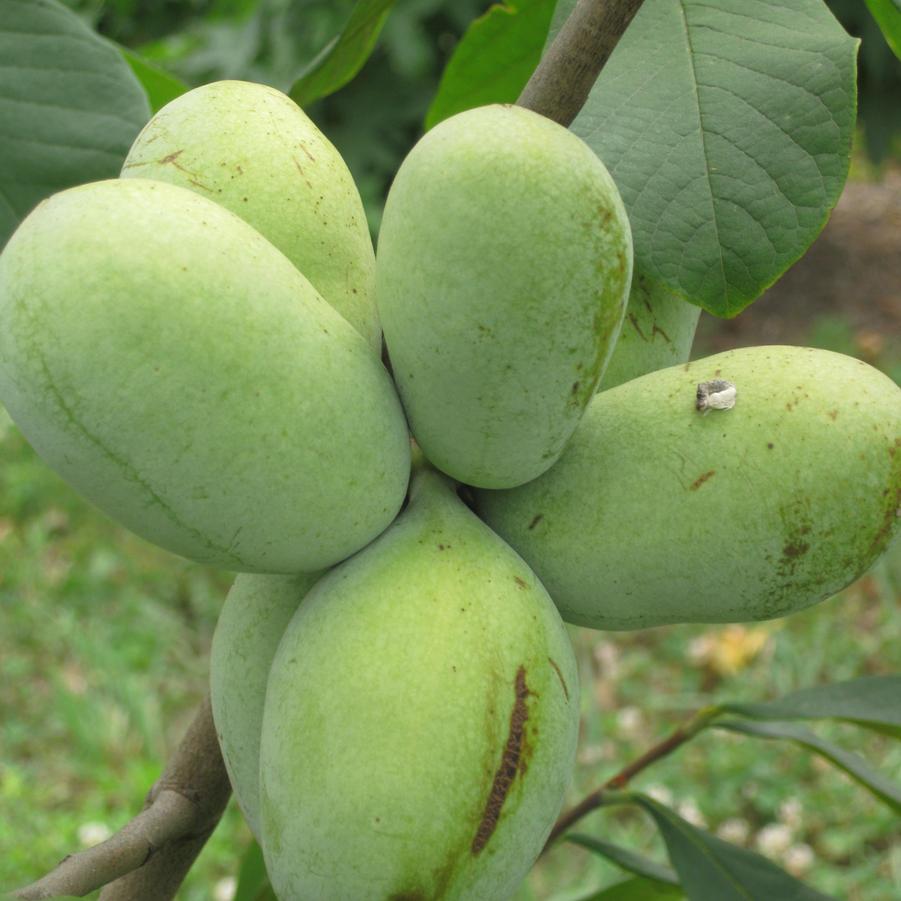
[696,379,737,412]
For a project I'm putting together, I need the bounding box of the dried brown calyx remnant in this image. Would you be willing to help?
[471,667,532,855]
[696,379,736,413]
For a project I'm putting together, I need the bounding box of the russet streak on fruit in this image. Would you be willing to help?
[598,273,701,391]
[472,666,533,855]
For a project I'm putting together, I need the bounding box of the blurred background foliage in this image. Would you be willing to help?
[60,0,900,228]
[63,0,486,230]
[3,1,899,899]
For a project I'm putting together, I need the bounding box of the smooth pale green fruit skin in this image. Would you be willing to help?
[122,80,380,352]
[376,104,632,489]
[599,275,701,391]
[476,346,901,630]
[0,178,410,573]
[260,469,579,900]
[210,572,320,839]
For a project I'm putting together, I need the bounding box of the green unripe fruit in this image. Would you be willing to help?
[122,80,380,351]
[0,179,410,573]
[476,346,901,630]
[211,572,320,839]
[376,104,633,489]
[600,275,701,391]
[260,466,579,900]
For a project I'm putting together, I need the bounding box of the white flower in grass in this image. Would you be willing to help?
[214,876,237,901]
[688,634,713,664]
[593,641,620,676]
[77,821,111,847]
[616,705,644,738]
[784,843,815,876]
[779,797,803,828]
[716,817,751,845]
[756,822,793,857]
[677,798,707,828]
[645,784,674,806]
[577,744,606,766]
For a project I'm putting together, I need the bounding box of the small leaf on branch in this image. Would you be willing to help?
[426,0,556,130]
[0,0,150,248]
[716,718,901,813]
[627,793,836,900]
[574,876,685,900]
[120,47,189,113]
[235,839,277,901]
[865,0,901,60]
[719,675,901,737]
[567,833,679,885]
[550,0,858,317]
[289,0,396,109]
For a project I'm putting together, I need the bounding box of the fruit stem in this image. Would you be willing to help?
[541,705,721,852]
[517,0,646,127]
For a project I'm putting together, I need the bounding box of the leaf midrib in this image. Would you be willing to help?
[677,0,729,313]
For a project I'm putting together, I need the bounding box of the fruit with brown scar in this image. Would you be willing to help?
[476,345,901,629]
[259,462,579,900]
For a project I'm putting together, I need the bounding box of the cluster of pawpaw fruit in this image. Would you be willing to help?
[0,80,899,899]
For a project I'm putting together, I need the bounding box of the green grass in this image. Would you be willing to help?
[1,317,899,899]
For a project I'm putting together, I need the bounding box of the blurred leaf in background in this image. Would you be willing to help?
[63,0,488,229]
[424,0,556,130]
[827,0,901,164]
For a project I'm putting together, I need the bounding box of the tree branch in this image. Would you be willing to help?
[542,707,719,852]
[13,694,231,901]
[518,0,645,127]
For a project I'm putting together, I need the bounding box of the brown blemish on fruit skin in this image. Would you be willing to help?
[547,657,570,700]
[513,576,528,589]
[867,439,901,558]
[528,513,543,530]
[782,540,810,559]
[689,470,715,491]
[651,322,671,344]
[471,667,532,855]
[828,409,839,421]
[627,312,647,341]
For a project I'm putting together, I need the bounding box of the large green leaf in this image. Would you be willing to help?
[289,0,396,109]
[120,47,189,113]
[719,675,901,737]
[630,794,835,901]
[425,0,556,130]
[865,0,901,59]
[567,833,679,885]
[717,718,901,813]
[552,0,858,317]
[0,0,150,248]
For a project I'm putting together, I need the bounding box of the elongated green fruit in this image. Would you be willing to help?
[600,274,701,391]
[211,572,321,839]
[477,346,901,630]
[122,80,380,351]
[0,179,410,573]
[260,466,579,900]
[376,104,632,489]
